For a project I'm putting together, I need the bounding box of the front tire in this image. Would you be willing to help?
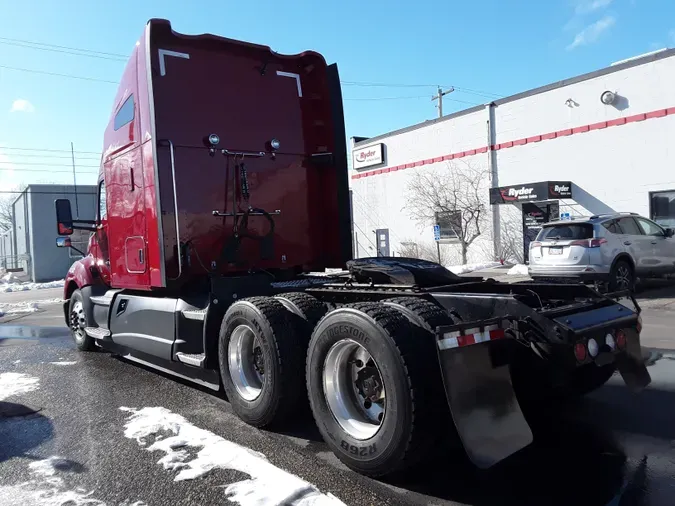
[306,302,441,477]
[218,297,304,427]
[68,290,96,352]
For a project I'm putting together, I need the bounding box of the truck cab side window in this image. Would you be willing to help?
[99,181,107,220]
[114,94,134,131]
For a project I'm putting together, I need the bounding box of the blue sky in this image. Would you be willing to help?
[1,0,673,193]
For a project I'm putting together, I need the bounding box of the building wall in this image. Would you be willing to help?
[12,192,31,274]
[27,185,97,282]
[351,110,490,264]
[350,50,675,265]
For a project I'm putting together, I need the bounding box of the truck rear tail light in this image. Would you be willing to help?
[636,315,642,334]
[605,333,616,350]
[530,241,542,249]
[587,338,599,357]
[616,330,627,350]
[570,238,607,248]
[574,342,587,362]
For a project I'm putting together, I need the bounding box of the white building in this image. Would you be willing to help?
[349,48,675,266]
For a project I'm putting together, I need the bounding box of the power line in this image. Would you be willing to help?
[0,153,100,160]
[0,146,101,154]
[0,167,98,174]
[0,162,99,168]
[0,190,97,195]
[341,80,502,99]
[0,64,118,84]
[0,40,127,62]
[0,36,128,58]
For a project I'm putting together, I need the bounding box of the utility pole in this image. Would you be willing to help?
[431,87,454,118]
[70,142,79,218]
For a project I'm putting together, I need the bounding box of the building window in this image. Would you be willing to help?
[650,190,675,228]
[98,180,107,220]
[114,95,134,131]
[435,211,461,240]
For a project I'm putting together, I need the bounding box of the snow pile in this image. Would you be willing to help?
[120,406,345,505]
[28,457,71,478]
[0,372,40,401]
[0,278,64,293]
[49,361,77,366]
[448,261,502,275]
[507,264,530,276]
[0,298,63,318]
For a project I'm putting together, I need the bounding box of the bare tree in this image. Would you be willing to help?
[396,239,458,266]
[0,184,25,232]
[479,206,525,264]
[404,161,489,265]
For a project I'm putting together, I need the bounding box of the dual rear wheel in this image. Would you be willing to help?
[218,294,452,477]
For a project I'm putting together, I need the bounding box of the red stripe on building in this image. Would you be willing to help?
[352,106,674,180]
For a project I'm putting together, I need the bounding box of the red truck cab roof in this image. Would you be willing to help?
[99,19,351,290]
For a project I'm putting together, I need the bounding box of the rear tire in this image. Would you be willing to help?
[306,302,441,477]
[68,290,96,352]
[274,292,328,331]
[218,297,304,427]
[609,260,634,292]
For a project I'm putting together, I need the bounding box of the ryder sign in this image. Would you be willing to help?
[353,144,384,169]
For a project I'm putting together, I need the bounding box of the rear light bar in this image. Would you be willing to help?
[574,328,628,363]
[570,238,607,248]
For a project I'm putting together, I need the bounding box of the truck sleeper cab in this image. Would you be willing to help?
[54,19,652,480]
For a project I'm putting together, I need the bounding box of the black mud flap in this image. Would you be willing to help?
[616,329,651,392]
[436,323,533,469]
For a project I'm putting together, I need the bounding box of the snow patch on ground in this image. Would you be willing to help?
[0,278,64,293]
[120,406,345,506]
[448,261,502,275]
[49,361,77,366]
[0,456,143,506]
[0,298,63,318]
[507,264,530,276]
[0,372,39,401]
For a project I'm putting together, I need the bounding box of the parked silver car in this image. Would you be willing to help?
[528,212,675,290]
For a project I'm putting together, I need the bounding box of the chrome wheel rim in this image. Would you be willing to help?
[616,266,631,290]
[69,301,86,343]
[228,325,264,401]
[323,339,385,440]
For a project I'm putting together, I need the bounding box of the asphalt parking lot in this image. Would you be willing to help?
[2,283,675,505]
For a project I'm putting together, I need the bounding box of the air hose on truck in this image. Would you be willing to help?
[219,160,276,264]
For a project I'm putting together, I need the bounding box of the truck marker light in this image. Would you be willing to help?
[636,315,642,334]
[616,330,627,350]
[574,342,587,362]
[587,338,599,357]
[605,333,616,350]
[270,138,281,150]
[208,134,220,146]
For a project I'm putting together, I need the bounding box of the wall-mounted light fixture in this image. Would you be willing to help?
[600,90,617,105]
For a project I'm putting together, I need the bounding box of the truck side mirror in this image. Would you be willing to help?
[56,237,72,248]
[666,228,674,238]
[55,199,74,235]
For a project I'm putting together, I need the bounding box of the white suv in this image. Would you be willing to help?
[528,212,675,291]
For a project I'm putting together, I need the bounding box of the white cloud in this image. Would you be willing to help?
[567,16,616,50]
[575,0,614,14]
[9,99,35,113]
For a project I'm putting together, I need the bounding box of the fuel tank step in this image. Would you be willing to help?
[176,352,206,367]
[84,327,111,339]
[181,308,207,321]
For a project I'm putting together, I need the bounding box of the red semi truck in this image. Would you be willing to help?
[55,19,651,478]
